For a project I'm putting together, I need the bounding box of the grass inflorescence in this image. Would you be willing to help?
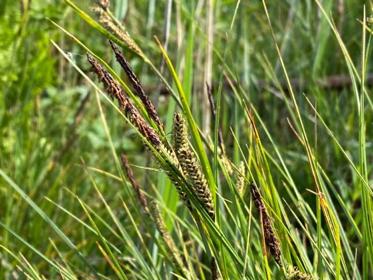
[1,0,373,279]
[173,112,215,220]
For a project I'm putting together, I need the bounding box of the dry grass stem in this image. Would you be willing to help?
[206,84,224,154]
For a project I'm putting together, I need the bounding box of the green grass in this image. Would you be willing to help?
[1,0,373,279]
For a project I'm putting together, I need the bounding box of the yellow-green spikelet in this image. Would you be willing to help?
[173,113,189,152]
[236,161,246,195]
[286,266,314,280]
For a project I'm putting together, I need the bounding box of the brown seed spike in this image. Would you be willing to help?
[87,54,161,147]
[87,53,127,108]
[109,41,163,130]
[250,183,281,266]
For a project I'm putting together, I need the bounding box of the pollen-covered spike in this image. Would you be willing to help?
[173,112,215,219]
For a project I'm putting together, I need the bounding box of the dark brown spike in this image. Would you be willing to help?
[109,41,163,130]
[87,54,161,147]
[250,183,281,266]
[206,83,224,154]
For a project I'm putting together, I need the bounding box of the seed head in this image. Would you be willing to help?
[110,41,163,130]
[92,5,143,57]
[87,54,161,147]
[250,183,281,265]
[173,113,215,219]
[173,113,189,152]
[149,201,188,276]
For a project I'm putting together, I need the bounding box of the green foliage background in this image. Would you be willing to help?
[0,0,372,279]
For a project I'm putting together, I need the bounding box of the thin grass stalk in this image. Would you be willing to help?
[260,2,329,274]
[359,7,373,277]
[206,84,225,156]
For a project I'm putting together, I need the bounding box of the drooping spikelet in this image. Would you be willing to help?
[109,41,163,130]
[173,113,215,220]
[87,54,160,147]
[120,154,149,214]
[91,5,144,57]
[250,183,281,265]
[221,155,234,175]
[149,201,189,277]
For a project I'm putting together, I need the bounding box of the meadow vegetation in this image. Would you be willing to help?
[1,0,373,279]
